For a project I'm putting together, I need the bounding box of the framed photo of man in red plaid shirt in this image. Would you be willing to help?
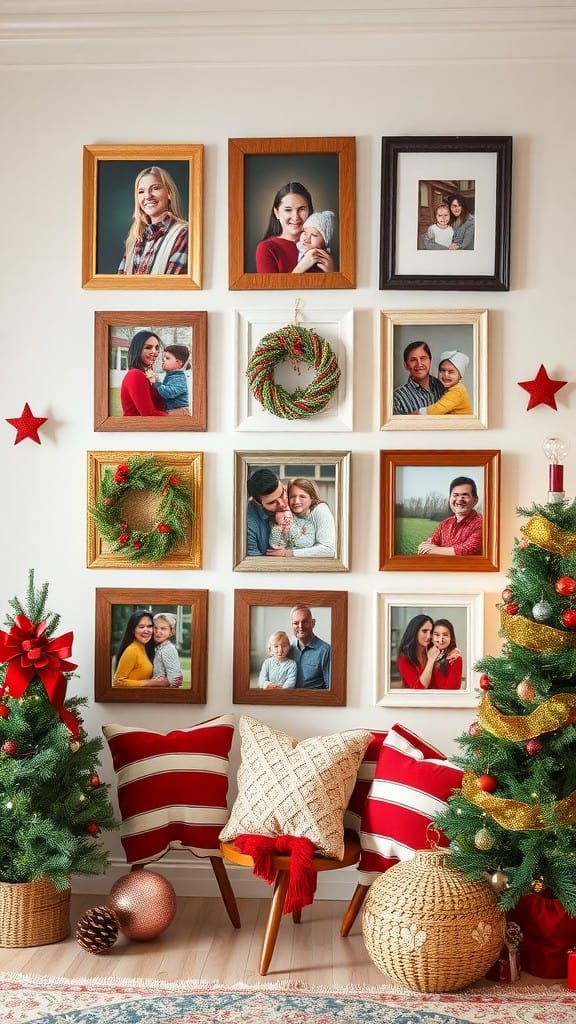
[82,144,203,290]
[379,449,500,573]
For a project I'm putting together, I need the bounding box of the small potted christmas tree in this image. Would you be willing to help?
[0,571,116,946]
[436,438,576,977]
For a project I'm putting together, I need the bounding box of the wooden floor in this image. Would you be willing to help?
[0,894,391,986]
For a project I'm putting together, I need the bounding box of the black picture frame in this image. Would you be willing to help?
[379,136,512,291]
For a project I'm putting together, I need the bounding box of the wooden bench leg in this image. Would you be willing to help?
[340,882,370,937]
[260,870,289,975]
[210,856,241,929]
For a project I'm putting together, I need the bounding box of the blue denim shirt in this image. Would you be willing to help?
[290,636,331,689]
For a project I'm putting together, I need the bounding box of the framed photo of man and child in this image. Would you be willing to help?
[81,144,203,290]
[380,308,488,431]
[379,136,512,291]
[94,311,207,431]
[233,589,348,707]
[379,449,500,573]
[94,588,208,703]
[228,136,356,290]
[233,451,350,572]
[376,592,484,708]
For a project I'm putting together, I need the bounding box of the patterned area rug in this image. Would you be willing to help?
[1,973,574,1024]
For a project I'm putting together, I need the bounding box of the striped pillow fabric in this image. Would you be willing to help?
[344,730,388,833]
[102,715,235,865]
[357,723,462,885]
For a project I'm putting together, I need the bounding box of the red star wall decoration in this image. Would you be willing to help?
[517,364,568,411]
[6,403,48,444]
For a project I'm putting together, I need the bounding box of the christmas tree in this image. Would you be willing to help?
[0,571,116,888]
[437,442,576,913]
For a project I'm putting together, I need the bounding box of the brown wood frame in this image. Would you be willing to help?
[379,449,500,572]
[81,144,203,290]
[94,588,208,704]
[86,450,203,569]
[233,589,348,706]
[93,310,207,432]
[228,136,356,290]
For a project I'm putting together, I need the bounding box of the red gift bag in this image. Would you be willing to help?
[509,892,576,978]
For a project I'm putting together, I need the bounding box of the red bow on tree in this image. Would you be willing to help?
[0,614,79,736]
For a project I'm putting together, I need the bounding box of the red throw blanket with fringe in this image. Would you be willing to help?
[234,834,317,914]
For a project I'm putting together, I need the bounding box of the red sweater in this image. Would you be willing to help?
[397,653,463,690]
[255,236,298,273]
[120,369,167,416]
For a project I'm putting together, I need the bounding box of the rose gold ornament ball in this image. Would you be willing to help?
[108,869,177,941]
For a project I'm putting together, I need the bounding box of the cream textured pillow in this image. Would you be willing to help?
[219,716,372,859]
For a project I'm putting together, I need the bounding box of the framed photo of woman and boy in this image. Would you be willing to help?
[233,589,348,707]
[234,451,350,572]
[228,136,356,290]
[379,449,500,573]
[376,592,484,708]
[94,588,208,704]
[94,310,207,431]
[379,136,512,291]
[81,144,203,290]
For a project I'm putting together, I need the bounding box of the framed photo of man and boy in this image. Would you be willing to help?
[379,449,500,573]
[379,136,512,291]
[380,308,488,430]
[233,589,348,707]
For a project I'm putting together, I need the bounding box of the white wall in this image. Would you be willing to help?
[1,3,575,893]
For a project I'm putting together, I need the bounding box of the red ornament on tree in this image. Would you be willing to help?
[561,609,576,629]
[468,721,481,737]
[504,602,520,616]
[479,674,492,691]
[89,773,101,788]
[86,822,101,836]
[555,577,576,597]
[2,739,19,756]
[501,587,513,603]
[526,739,543,756]
[0,705,9,719]
[478,774,498,793]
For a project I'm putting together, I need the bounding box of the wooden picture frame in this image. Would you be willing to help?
[376,592,483,708]
[234,306,353,432]
[94,310,207,431]
[380,308,488,430]
[233,589,348,706]
[87,450,203,569]
[228,136,356,290]
[379,449,500,573]
[234,450,350,572]
[380,136,512,291]
[81,144,203,289]
[94,588,208,704]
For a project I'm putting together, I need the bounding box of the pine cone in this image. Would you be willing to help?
[76,905,119,954]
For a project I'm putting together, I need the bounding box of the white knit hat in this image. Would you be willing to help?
[303,210,335,247]
[438,349,469,379]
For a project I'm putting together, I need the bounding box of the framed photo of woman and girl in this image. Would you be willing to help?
[94,588,208,704]
[228,136,356,290]
[376,592,484,708]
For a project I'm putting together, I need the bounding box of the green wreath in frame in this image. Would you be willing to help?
[246,323,341,420]
[90,454,193,564]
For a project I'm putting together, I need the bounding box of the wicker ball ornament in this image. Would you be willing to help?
[76,905,119,954]
[362,849,505,992]
[108,869,177,941]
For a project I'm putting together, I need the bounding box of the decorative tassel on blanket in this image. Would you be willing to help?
[234,834,317,914]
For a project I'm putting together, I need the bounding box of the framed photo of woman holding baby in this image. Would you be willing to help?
[228,136,356,290]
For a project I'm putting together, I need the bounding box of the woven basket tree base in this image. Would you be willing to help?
[0,877,71,947]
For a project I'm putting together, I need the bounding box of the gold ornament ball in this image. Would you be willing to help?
[109,870,177,941]
[516,679,536,700]
[474,826,495,850]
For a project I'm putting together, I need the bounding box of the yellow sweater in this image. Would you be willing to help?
[113,640,153,687]
[424,382,472,416]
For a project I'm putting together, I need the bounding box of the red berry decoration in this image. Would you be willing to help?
[479,674,492,691]
[561,609,576,629]
[526,739,543,756]
[501,587,513,603]
[504,602,520,616]
[0,705,9,719]
[1,739,18,756]
[89,773,101,788]
[478,774,498,793]
[555,576,576,597]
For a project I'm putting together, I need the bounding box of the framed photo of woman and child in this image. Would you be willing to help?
[228,136,356,290]
[379,449,500,574]
[234,451,350,572]
[94,311,207,431]
[94,588,208,704]
[233,589,348,707]
[376,592,484,708]
[380,308,488,430]
[379,136,512,291]
[81,144,203,290]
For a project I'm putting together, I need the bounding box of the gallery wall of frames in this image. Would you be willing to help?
[2,10,575,874]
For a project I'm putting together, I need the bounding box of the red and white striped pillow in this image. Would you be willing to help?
[103,715,235,865]
[357,723,462,885]
[344,730,388,833]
